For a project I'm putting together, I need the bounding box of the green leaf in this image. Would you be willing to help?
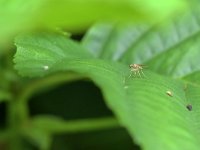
[1,0,186,42]
[126,73,200,150]
[14,33,200,150]
[82,9,200,80]
[14,32,93,77]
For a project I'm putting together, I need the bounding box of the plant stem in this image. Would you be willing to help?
[31,116,120,134]
[8,72,85,150]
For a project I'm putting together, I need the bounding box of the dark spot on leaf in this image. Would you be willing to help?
[186,104,192,111]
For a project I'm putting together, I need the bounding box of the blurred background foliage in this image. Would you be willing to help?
[0,0,195,150]
[1,0,186,44]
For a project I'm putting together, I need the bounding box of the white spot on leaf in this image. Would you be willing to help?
[166,90,173,97]
[43,65,49,70]
[124,86,129,89]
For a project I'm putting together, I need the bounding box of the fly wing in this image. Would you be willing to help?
[138,64,148,68]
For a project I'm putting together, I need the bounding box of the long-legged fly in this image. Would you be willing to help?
[129,64,146,78]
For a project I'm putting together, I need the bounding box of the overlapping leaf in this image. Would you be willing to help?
[82,9,200,80]
[14,29,200,150]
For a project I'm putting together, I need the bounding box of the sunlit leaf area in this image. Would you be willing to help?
[1,0,200,150]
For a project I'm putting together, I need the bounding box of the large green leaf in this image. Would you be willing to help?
[82,8,200,80]
[14,32,200,150]
[1,0,186,43]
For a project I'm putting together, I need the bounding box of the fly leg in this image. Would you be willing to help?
[140,69,146,78]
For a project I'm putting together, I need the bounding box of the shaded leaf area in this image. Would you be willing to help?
[82,8,200,79]
[26,79,122,149]
[0,0,185,42]
[0,102,7,128]
[29,80,113,120]
[0,49,18,102]
[51,128,140,150]
[14,33,200,150]
[22,126,140,150]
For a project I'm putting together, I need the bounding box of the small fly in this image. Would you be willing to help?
[129,64,146,78]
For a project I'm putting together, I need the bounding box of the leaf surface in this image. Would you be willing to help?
[82,9,200,79]
[14,32,200,150]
